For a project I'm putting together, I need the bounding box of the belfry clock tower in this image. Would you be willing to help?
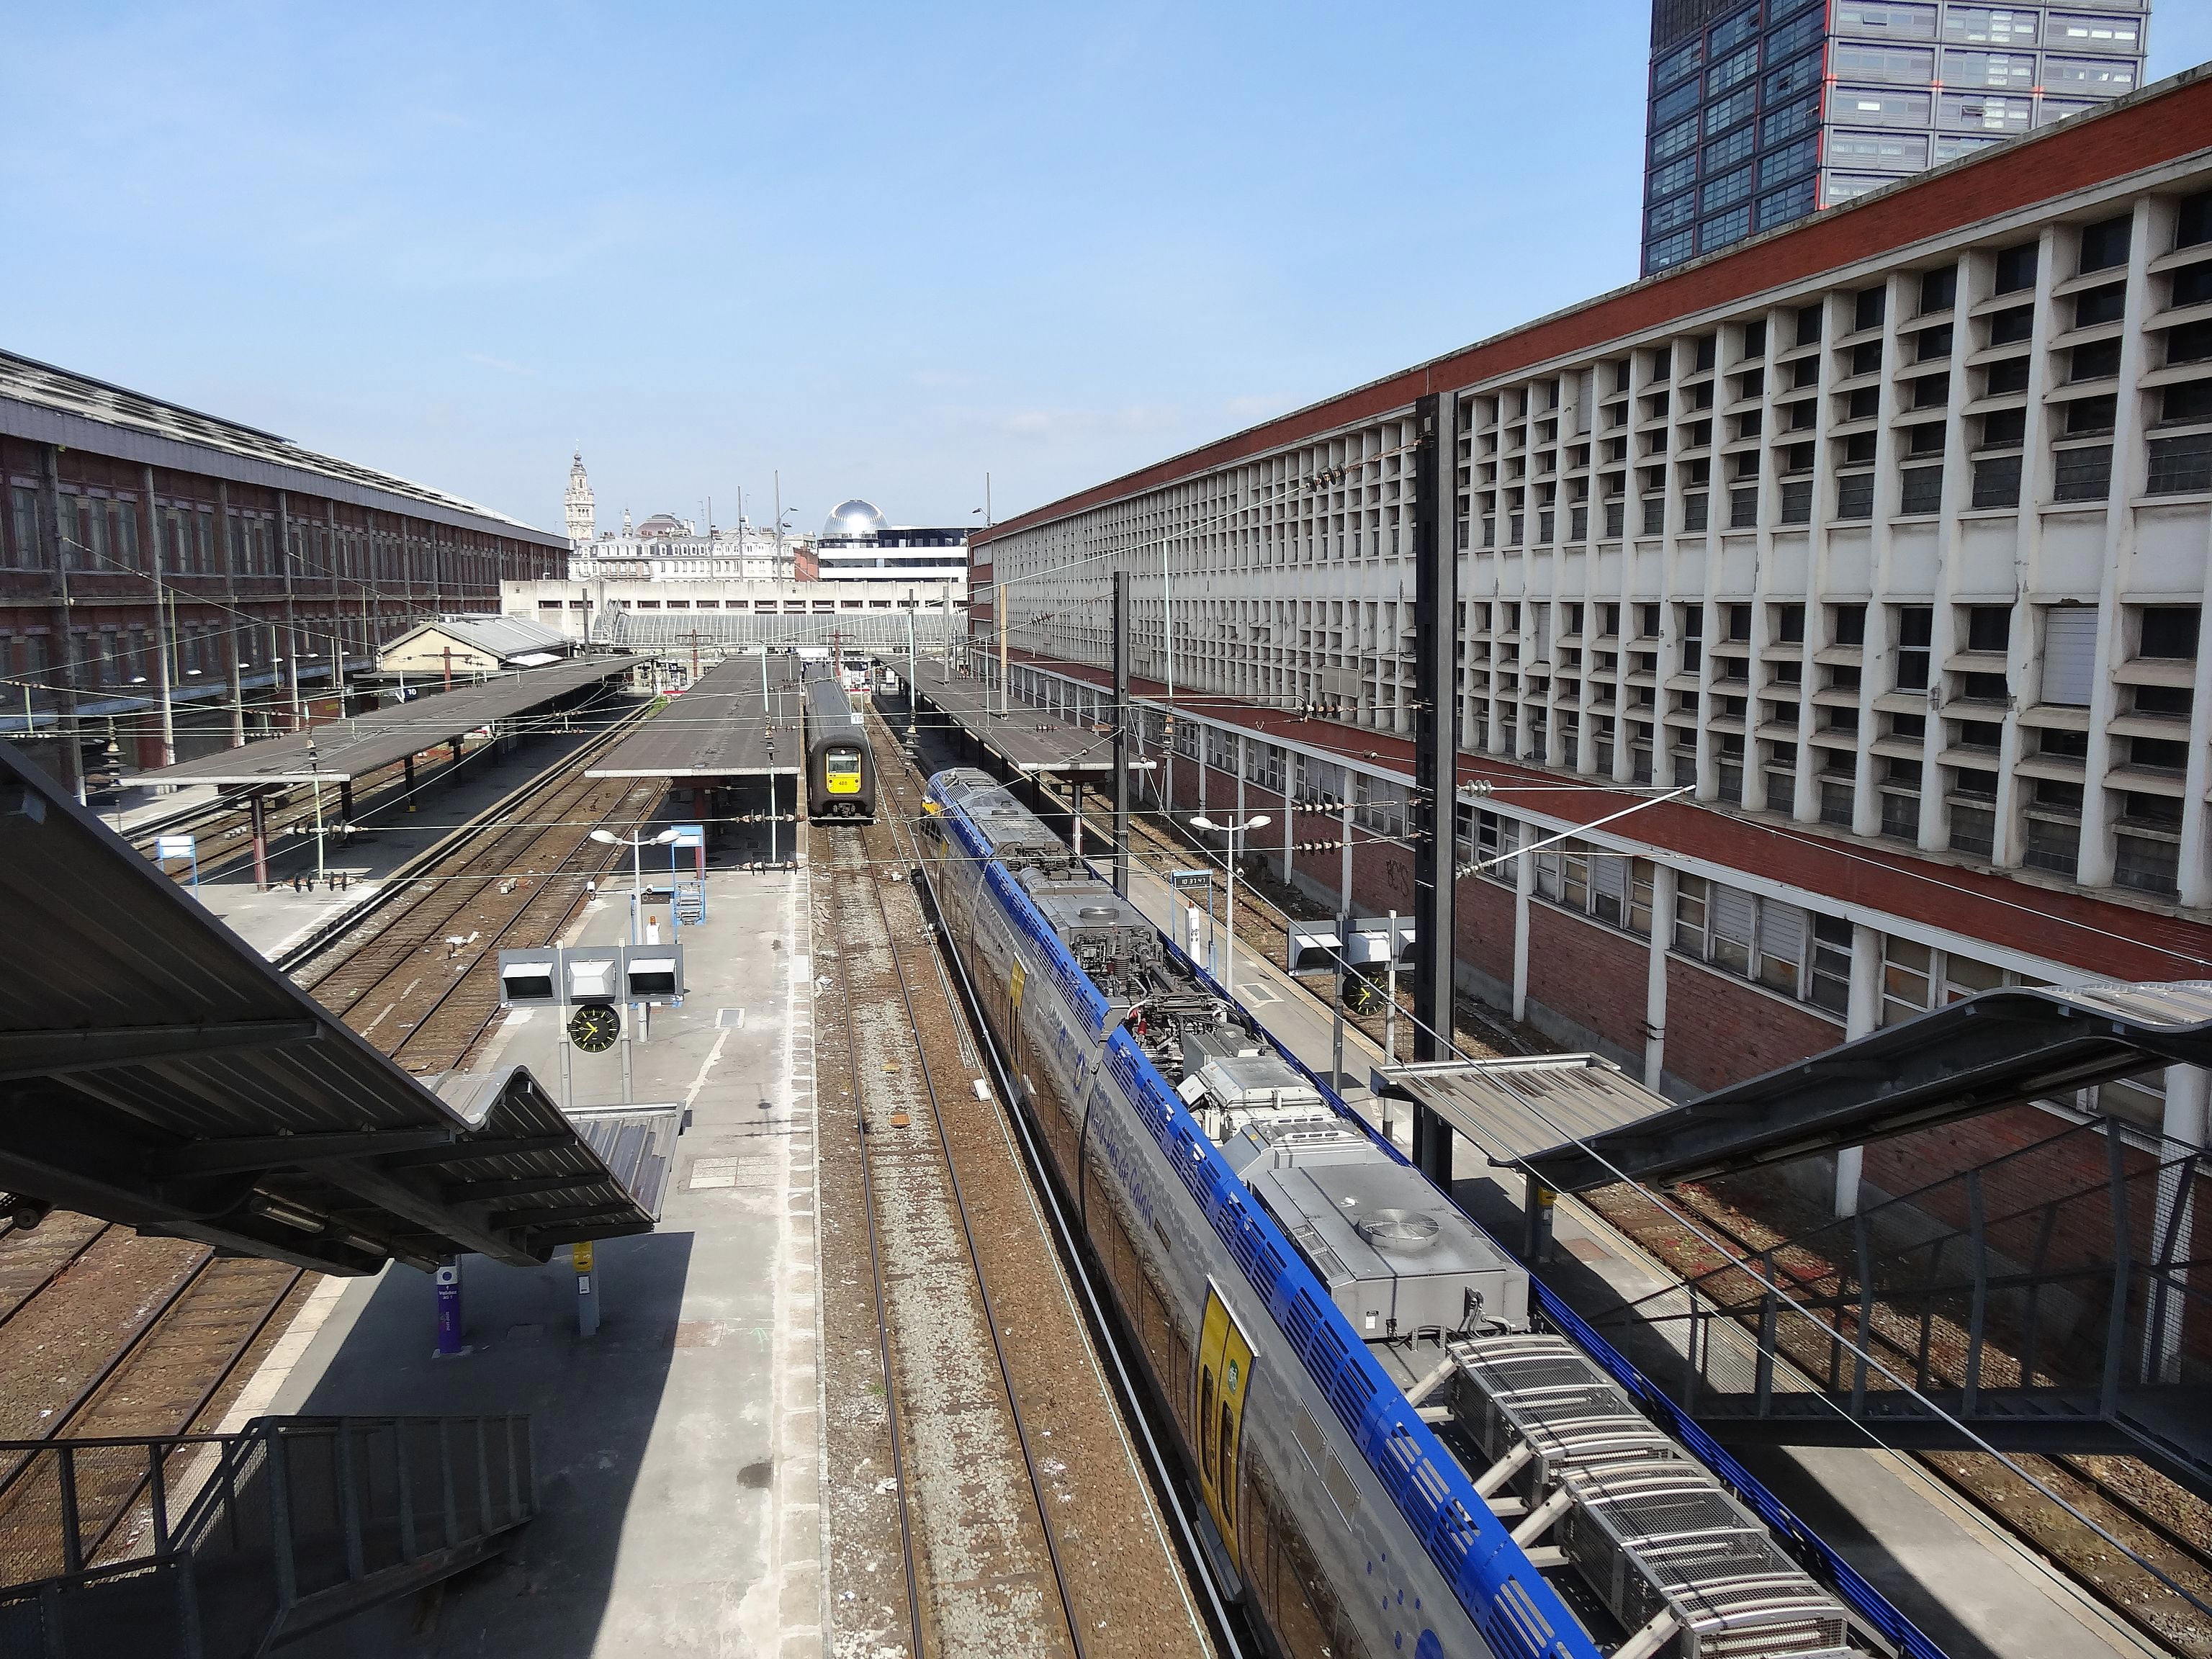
[564,451,595,549]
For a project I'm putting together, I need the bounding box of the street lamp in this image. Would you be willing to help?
[590,827,682,943]
[1190,814,1270,999]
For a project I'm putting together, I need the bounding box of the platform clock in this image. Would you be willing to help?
[567,1001,621,1053]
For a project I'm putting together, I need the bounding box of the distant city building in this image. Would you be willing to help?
[813,496,970,585]
[1641,0,2151,276]
[564,451,595,547]
[504,575,967,657]
[565,505,789,583]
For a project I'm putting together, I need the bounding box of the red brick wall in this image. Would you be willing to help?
[1456,876,1515,989]
[1663,958,1844,1094]
[1529,906,1651,1059]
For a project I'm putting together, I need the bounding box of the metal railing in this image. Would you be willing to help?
[1594,1115,2212,1475]
[0,1414,532,1659]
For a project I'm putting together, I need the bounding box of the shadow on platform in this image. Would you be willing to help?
[287,1230,694,1658]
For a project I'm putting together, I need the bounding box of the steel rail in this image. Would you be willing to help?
[871,714,1249,1659]
[819,830,929,1659]
[852,814,1088,1659]
[0,1220,114,1332]
[279,695,656,979]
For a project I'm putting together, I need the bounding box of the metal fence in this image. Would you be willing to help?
[0,1414,533,1659]
[1596,1115,2211,1452]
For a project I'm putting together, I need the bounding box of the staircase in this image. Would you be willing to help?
[0,1414,533,1658]
[1586,1114,2212,1503]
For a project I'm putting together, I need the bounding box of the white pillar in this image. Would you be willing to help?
[1835,921,1884,1215]
[1512,838,1534,1024]
[1643,865,1676,1089]
[2146,1065,2208,1381]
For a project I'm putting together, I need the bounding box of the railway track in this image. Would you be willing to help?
[292,763,664,1072]
[0,699,667,1588]
[811,717,1221,1659]
[124,687,634,887]
[1019,735,2212,1650]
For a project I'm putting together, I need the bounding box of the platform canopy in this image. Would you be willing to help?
[585,655,804,778]
[1379,1053,1669,1171]
[911,661,1153,775]
[0,743,666,1274]
[1514,981,2212,1193]
[138,654,642,786]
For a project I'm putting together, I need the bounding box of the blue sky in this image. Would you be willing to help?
[6,3,2209,536]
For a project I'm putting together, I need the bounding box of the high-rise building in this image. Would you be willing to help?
[1641,0,2151,277]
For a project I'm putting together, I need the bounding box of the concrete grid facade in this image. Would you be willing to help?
[971,69,2212,1181]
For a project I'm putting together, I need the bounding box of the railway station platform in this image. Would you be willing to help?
[242,812,822,1658]
[909,660,1142,775]
[583,654,805,858]
[176,721,622,961]
[1092,830,2160,1659]
[140,657,642,790]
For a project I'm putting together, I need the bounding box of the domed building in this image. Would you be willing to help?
[635,513,692,541]
[821,499,890,540]
[810,496,969,585]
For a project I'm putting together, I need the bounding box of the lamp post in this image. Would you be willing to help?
[590,825,682,947]
[1190,813,1269,1001]
[591,824,681,1097]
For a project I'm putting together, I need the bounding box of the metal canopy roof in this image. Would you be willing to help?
[0,744,665,1274]
[1520,981,2212,1193]
[378,613,572,665]
[0,350,567,547]
[1379,1053,1668,1169]
[585,655,804,778]
[912,662,1151,775]
[138,655,642,786]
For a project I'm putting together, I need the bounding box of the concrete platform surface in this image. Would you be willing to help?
[175,726,611,960]
[261,811,822,1658]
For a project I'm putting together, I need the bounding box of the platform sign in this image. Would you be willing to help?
[433,1262,467,1359]
[670,824,706,849]
[1168,868,1212,893]
[154,834,200,888]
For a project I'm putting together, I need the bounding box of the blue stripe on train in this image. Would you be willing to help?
[932,778,1596,1659]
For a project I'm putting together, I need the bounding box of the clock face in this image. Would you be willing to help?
[568,1001,621,1053]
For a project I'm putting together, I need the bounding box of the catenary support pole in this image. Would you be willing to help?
[1409,390,1457,1187]
[1334,799,1352,1089]
[1113,569,1131,896]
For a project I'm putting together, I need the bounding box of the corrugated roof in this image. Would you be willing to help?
[141,654,641,785]
[0,743,667,1274]
[1380,1053,1668,1168]
[1521,981,2212,1192]
[912,660,1144,774]
[382,613,573,665]
[0,350,566,547]
[585,655,804,778]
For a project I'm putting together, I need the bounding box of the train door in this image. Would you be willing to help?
[1197,1282,1255,1569]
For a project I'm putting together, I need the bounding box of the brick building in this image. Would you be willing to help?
[970,64,2212,1213]
[0,352,567,793]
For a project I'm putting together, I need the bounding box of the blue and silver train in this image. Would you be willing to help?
[920,768,1865,1659]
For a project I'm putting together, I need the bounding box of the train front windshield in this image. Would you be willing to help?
[824,748,863,793]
